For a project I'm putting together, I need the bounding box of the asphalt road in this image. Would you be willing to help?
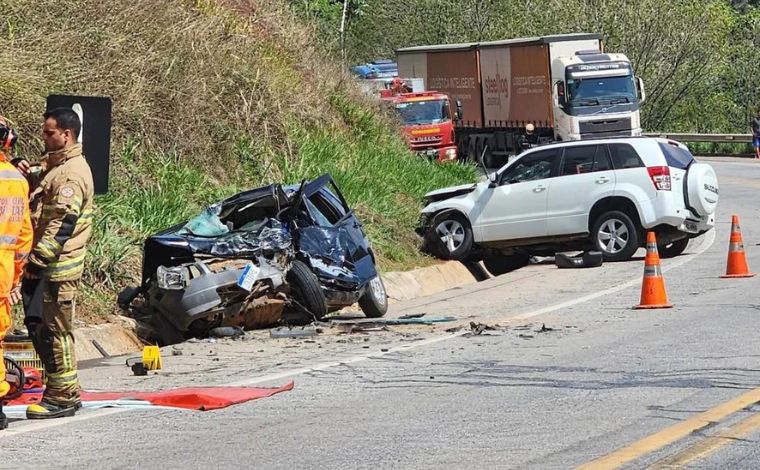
[3,157,760,470]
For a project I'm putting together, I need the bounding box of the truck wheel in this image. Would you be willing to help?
[658,238,689,258]
[359,275,388,318]
[483,253,530,276]
[287,260,328,321]
[591,210,640,261]
[466,138,477,162]
[426,212,473,261]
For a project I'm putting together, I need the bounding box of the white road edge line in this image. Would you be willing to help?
[0,229,716,437]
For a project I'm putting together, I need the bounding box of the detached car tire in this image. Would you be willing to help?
[359,275,388,318]
[426,212,473,261]
[658,238,689,258]
[592,210,640,262]
[483,253,530,276]
[287,260,328,321]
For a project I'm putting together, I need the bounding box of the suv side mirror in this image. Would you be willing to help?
[636,77,646,103]
[455,100,463,121]
[555,81,566,107]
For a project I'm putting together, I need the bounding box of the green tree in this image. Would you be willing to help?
[344,0,738,132]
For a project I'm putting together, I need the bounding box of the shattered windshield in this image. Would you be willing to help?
[395,99,450,125]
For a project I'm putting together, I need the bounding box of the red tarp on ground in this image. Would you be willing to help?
[6,381,294,411]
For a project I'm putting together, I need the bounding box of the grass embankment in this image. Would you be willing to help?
[0,0,475,321]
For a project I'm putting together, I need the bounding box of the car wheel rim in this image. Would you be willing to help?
[435,220,465,253]
[369,276,386,306]
[597,218,629,255]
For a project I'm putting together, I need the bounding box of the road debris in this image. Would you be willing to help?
[209,326,245,339]
[270,325,318,339]
[329,315,456,330]
[92,340,110,358]
[468,322,499,335]
[536,324,555,333]
[555,251,604,269]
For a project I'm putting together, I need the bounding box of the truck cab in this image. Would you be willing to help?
[383,91,460,162]
[552,51,645,141]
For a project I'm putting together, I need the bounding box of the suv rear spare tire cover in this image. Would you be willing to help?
[686,163,719,216]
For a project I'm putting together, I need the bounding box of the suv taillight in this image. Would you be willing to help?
[647,166,671,191]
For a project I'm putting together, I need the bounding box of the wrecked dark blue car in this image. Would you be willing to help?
[121,174,388,343]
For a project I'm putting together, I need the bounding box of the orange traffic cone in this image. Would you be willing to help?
[721,214,755,278]
[634,232,673,309]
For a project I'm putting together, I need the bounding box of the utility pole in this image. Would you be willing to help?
[340,0,349,66]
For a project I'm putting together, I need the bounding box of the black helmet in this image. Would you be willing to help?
[0,120,17,150]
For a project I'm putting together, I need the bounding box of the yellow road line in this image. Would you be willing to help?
[576,388,760,470]
[647,412,760,469]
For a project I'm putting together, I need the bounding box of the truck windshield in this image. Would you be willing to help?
[566,75,637,106]
[395,100,450,125]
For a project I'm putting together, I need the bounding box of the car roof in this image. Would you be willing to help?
[528,136,674,150]
[516,136,688,167]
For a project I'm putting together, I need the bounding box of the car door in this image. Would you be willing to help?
[295,176,377,287]
[546,144,616,236]
[473,148,560,242]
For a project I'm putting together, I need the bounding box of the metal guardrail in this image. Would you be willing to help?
[643,133,752,143]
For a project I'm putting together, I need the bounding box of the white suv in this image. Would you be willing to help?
[419,137,718,275]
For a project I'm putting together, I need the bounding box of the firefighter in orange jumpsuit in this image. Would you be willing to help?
[0,118,33,430]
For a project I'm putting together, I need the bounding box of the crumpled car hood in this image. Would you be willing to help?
[424,183,478,202]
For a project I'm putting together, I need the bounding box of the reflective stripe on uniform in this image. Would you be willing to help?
[42,198,84,217]
[70,196,83,214]
[46,370,78,387]
[36,238,62,260]
[15,251,29,261]
[0,235,18,246]
[47,253,87,277]
[0,169,24,180]
[62,335,71,371]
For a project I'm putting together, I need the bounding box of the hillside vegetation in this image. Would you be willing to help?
[0,0,474,318]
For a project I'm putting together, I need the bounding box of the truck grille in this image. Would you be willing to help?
[410,136,442,150]
[580,118,632,138]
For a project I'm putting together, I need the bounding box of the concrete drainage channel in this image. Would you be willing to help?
[74,260,490,361]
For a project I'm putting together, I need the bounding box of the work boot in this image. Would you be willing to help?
[0,382,8,430]
[26,400,77,420]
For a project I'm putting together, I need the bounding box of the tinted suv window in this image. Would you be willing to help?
[502,149,558,184]
[560,145,611,175]
[608,144,644,169]
[594,145,612,171]
[658,142,694,170]
[561,146,596,175]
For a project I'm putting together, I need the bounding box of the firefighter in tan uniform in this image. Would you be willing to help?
[14,108,93,419]
[0,118,33,430]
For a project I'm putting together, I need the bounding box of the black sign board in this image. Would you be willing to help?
[46,95,112,195]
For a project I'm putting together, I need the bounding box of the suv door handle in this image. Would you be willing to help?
[533,185,547,193]
[596,176,611,184]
